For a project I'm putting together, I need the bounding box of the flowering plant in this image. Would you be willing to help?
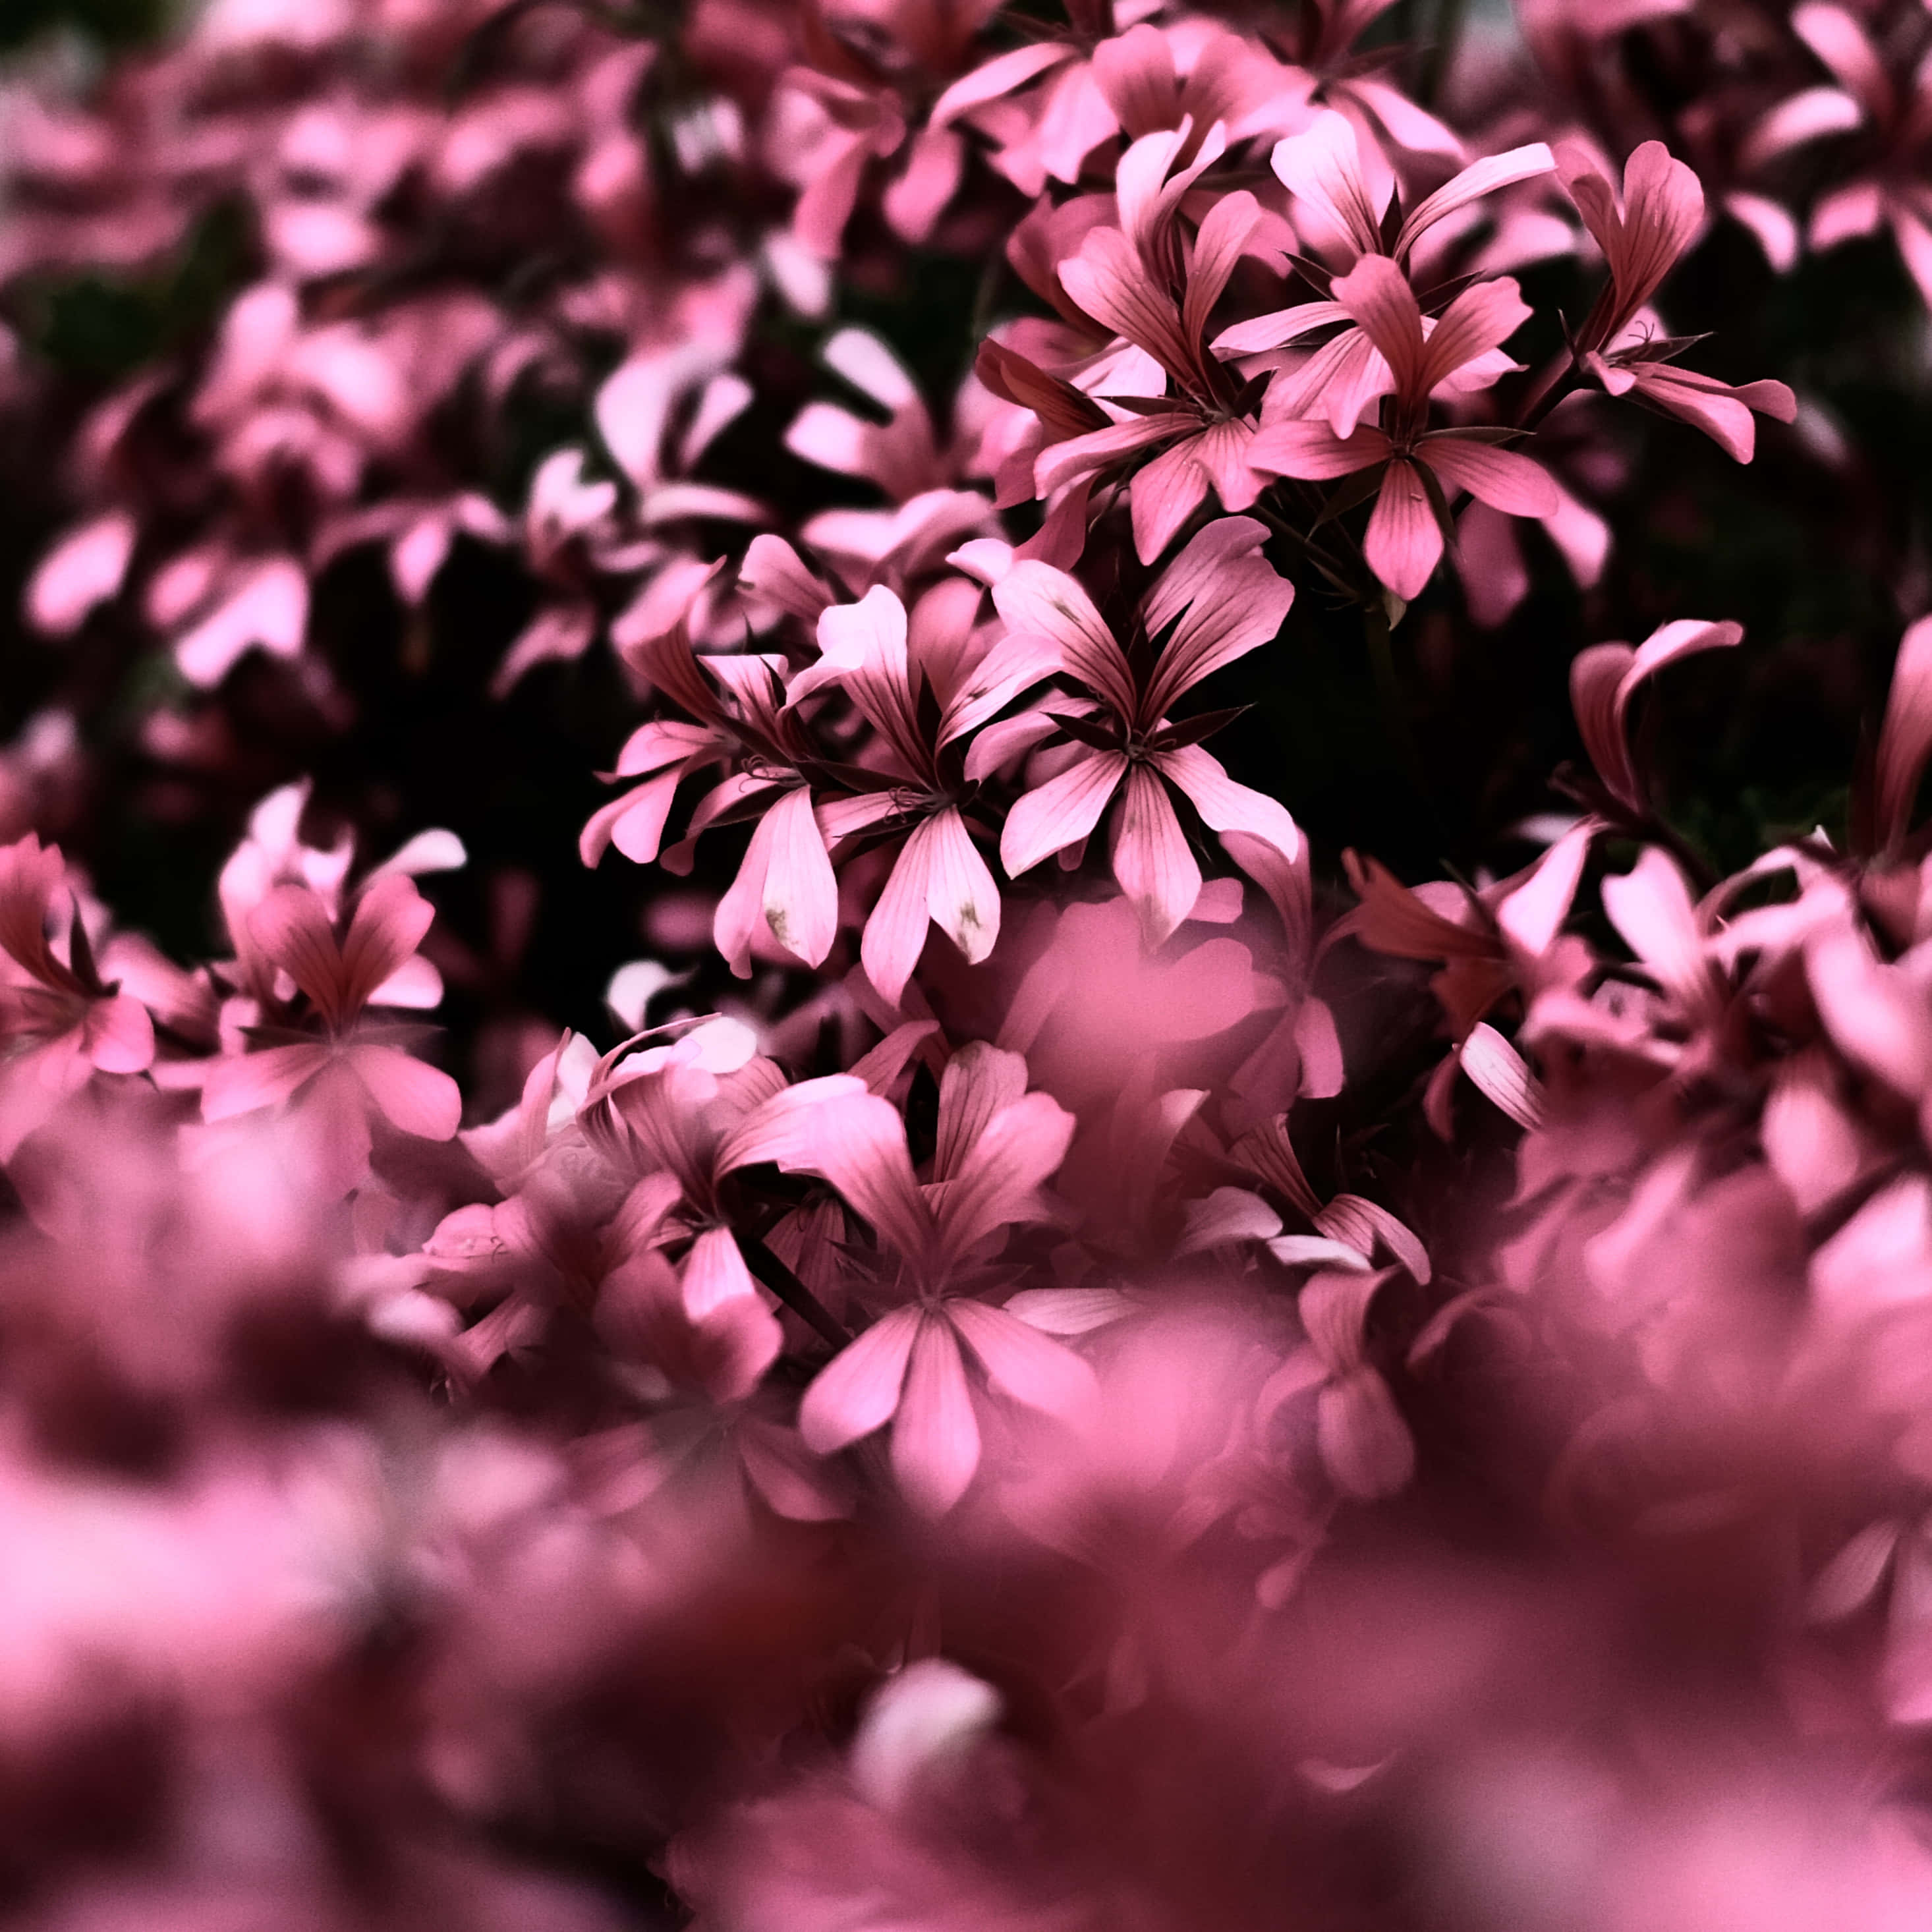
[0,0,1929,1923]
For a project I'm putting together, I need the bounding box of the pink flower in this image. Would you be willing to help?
[200,873,461,1187]
[1249,256,1558,602]
[983,517,1300,946]
[731,1041,1096,1513]
[789,582,1008,1008]
[0,834,154,1156]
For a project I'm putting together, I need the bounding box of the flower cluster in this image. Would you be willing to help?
[0,0,1930,1925]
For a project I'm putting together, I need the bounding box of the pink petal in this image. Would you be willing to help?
[1362,461,1443,603]
[862,831,938,1010]
[760,786,839,969]
[1129,439,1212,566]
[681,1224,760,1321]
[1110,762,1203,946]
[1394,142,1555,259]
[1270,111,1387,258]
[1059,227,1197,387]
[580,766,685,868]
[992,562,1137,721]
[948,1299,1098,1421]
[1413,275,1533,395]
[1142,515,1295,719]
[921,805,1000,968]
[1740,88,1863,170]
[799,1305,923,1454]
[934,1090,1075,1261]
[1876,616,1932,849]
[1317,1370,1415,1498]
[351,1043,462,1139]
[892,1317,980,1514]
[1246,419,1388,481]
[175,557,309,688]
[1157,743,1303,869]
[340,873,436,1018]
[929,43,1074,127]
[26,511,137,637]
[248,886,351,1027]
[200,1042,331,1122]
[1417,438,1559,516]
[1330,256,1429,401]
[1002,749,1129,877]
[82,992,155,1075]
[1792,2,1892,119]
[1458,1023,1546,1129]
[933,1040,1031,1182]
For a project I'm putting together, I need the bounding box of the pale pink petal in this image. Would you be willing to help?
[1317,1370,1415,1498]
[1806,928,1932,1093]
[580,766,685,868]
[799,1305,923,1454]
[249,885,350,1026]
[340,872,436,1017]
[1495,819,1597,958]
[200,1042,331,1121]
[1316,1195,1433,1283]
[760,785,839,969]
[1143,515,1295,718]
[892,1317,980,1515]
[921,805,1000,967]
[26,511,137,637]
[1740,89,1863,170]
[933,1040,1029,1183]
[82,992,155,1075]
[948,1298,1098,1421]
[1394,142,1555,259]
[935,1091,1076,1260]
[930,43,1074,128]
[1129,439,1211,566]
[1110,762,1203,946]
[1157,743,1303,869]
[1175,1185,1284,1253]
[175,557,309,688]
[1792,2,1892,118]
[351,1044,462,1139]
[681,1224,760,1321]
[1458,1023,1546,1129]
[1211,298,1349,357]
[725,1080,932,1264]
[1270,111,1387,258]
[862,832,938,1010]
[1002,749,1129,876]
[992,562,1137,720]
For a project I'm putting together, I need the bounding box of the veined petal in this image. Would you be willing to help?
[1413,276,1533,395]
[933,1040,1029,1184]
[921,806,1000,967]
[993,562,1137,720]
[200,1042,331,1122]
[1129,438,1212,565]
[1394,142,1555,259]
[580,765,685,868]
[1330,256,1428,401]
[892,1317,980,1515]
[1156,743,1302,866]
[1143,517,1294,719]
[1110,762,1203,946]
[1059,227,1198,385]
[1362,461,1443,602]
[948,1299,1098,1421]
[1247,419,1388,481]
[1270,111,1388,258]
[1002,750,1129,876]
[760,786,839,968]
[1417,436,1560,516]
[934,1090,1076,1261]
[799,1305,923,1454]
[351,1043,463,1140]
[340,874,436,1021]
[248,887,350,1028]
[861,831,938,1010]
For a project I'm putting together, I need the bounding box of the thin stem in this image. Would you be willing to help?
[739,1231,851,1349]
[1364,598,1436,815]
